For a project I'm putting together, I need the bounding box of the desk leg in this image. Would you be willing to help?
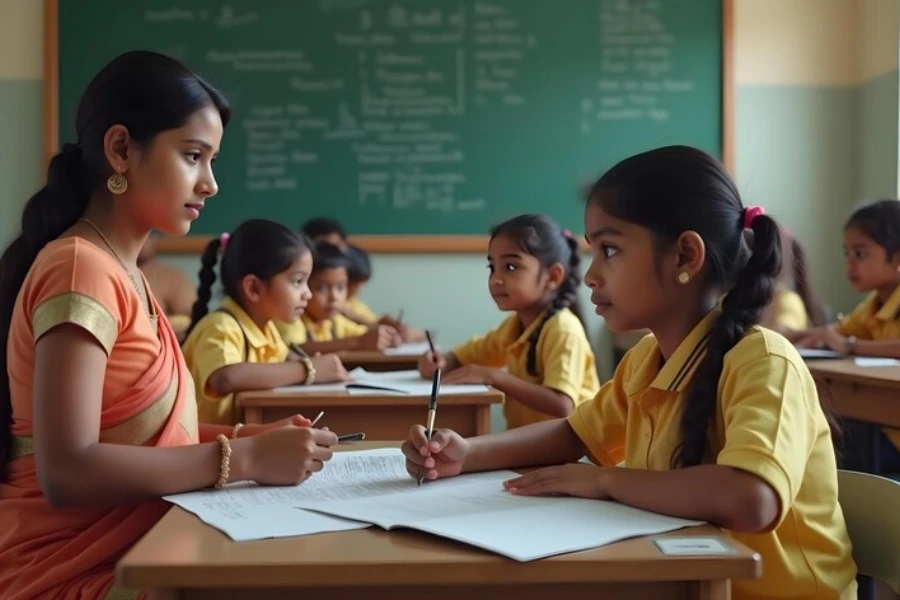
[870,424,883,475]
[693,579,730,600]
[475,406,490,435]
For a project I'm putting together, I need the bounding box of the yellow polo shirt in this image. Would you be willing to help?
[301,314,368,341]
[568,309,857,600]
[346,297,379,324]
[453,308,599,430]
[276,318,308,346]
[766,287,809,331]
[836,283,900,450]
[183,296,290,426]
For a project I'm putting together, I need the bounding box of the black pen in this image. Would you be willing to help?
[425,330,437,362]
[418,369,441,487]
[338,432,366,442]
[289,342,310,359]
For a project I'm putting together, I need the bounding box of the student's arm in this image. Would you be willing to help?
[508,356,812,535]
[33,325,334,509]
[474,371,574,418]
[207,361,311,395]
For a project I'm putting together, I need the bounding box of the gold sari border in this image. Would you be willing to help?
[11,374,179,459]
[33,292,117,354]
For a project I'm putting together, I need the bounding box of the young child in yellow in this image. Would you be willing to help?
[404,147,856,600]
[340,244,427,342]
[761,232,825,333]
[277,242,401,353]
[794,198,900,471]
[419,214,599,430]
[183,220,348,425]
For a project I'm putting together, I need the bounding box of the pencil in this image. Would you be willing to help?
[418,369,441,487]
[290,342,310,359]
[311,411,325,427]
[397,308,405,325]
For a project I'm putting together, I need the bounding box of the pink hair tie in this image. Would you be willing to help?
[742,206,765,229]
[563,229,573,239]
[219,232,230,249]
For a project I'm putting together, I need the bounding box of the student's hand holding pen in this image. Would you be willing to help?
[401,425,469,482]
[358,324,402,350]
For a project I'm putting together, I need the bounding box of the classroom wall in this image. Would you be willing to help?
[1,1,899,380]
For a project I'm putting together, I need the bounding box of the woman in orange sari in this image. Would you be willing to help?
[0,51,338,599]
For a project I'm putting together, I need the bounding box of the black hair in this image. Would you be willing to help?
[302,217,347,241]
[312,242,352,274]
[844,199,900,259]
[490,214,584,377]
[186,219,314,336]
[0,50,230,479]
[588,146,782,469]
[346,244,372,283]
[788,236,825,326]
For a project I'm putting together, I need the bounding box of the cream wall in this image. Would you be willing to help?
[1,1,899,379]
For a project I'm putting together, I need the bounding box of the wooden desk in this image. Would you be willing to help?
[119,459,760,600]
[237,389,503,439]
[806,359,900,428]
[338,350,420,372]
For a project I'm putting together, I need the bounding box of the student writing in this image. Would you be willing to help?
[182,219,348,426]
[418,214,600,429]
[404,147,857,600]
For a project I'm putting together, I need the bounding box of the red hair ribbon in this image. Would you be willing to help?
[742,206,765,229]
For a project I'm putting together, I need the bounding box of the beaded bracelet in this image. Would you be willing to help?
[214,434,231,489]
[299,355,317,385]
[231,422,244,439]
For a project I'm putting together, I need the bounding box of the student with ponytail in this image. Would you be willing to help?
[418,214,599,429]
[404,147,856,599]
[0,52,337,599]
[182,219,348,426]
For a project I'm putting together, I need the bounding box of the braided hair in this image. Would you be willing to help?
[490,214,585,376]
[588,146,782,468]
[185,219,313,337]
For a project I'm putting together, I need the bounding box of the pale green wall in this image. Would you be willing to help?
[0,79,42,248]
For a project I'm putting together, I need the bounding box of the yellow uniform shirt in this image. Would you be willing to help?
[569,309,857,600]
[764,287,809,331]
[346,297,379,324]
[182,297,289,426]
[276,318,308,346]
[301,314,368,341]
[836,283,900,450]
[453,308,599,429]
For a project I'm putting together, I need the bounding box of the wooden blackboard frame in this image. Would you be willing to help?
[42,0,734,254]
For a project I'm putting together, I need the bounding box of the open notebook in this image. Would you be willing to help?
[166,449,701,561]
[276,368,490,395]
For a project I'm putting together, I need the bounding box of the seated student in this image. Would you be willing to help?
[277,242,402,353]
[419,214,600,429]
[341,244,427,342]
[302,216,348,250]
[794,199,900,471]
[761,231,825,334]
[183,220,348,426]
[404,146,857,600]
[138,234,197,340]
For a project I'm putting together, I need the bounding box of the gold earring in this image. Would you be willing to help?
[677,271,690,285]
[107,172,128,195]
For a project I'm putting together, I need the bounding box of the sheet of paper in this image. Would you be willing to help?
[274,382,349,393]
[346,369,490,396]
[383,341,433,356]
[797,348,845,360]
[853,357,900,367]
[299,464,702,561]
[163,449,418,541]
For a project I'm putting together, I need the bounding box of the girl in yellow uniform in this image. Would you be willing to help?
[419,214,600,430]
[404,146,856,599]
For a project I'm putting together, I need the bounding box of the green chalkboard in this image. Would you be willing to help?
[57,0,724,237]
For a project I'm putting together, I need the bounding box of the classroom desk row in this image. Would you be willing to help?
[119,442,761,599]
